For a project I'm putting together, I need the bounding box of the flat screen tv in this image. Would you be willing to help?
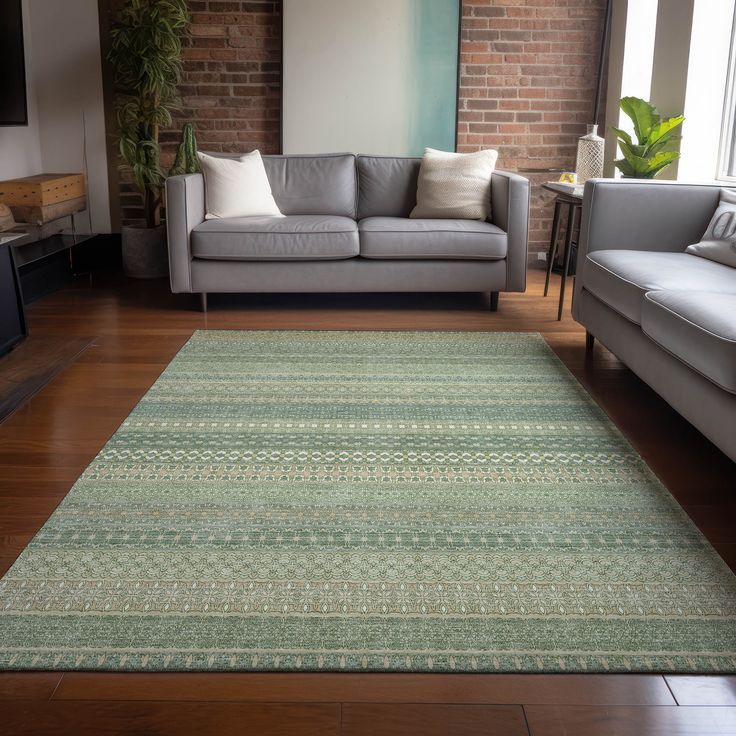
[0,0,28,127]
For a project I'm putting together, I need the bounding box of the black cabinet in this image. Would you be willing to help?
[0,239,27,356]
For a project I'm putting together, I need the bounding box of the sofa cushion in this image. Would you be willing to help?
[642,290,736,394]
[357,156,420,219]
[262,154,357,218]
[685,188,736,268]
[197,150,282,219]
[358,217,507,260]
[203,153,358,218]
[411,148,497,221]
[584,250,736,324]
[191,215,359,261]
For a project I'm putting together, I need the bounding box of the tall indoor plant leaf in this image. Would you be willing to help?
[108,0,192,229]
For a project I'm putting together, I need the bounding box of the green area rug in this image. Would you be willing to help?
[1,331,735,672]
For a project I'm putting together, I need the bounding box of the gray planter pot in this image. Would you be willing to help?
[121,224,169,279]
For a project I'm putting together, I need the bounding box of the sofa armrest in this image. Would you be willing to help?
[491,170,530,292]
[165,173,206,293]
[573,179,721,320]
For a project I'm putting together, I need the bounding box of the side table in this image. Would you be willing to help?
[542,183,583,320]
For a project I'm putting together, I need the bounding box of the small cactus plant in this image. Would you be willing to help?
[169,123,200,177]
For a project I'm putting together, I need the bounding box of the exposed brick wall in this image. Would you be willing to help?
[116,0,281,225]
[162,0,281,157]
[457,0,607,260]
[114,0,607,262]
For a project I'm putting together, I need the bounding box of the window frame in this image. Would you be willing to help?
[718,6,736,181]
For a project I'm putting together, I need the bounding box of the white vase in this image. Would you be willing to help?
[575,124,605,186]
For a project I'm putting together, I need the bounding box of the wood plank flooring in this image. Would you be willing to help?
[0,335,94,422]
[0,269,734,735]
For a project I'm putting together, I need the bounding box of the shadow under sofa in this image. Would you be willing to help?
[165,153,530,311]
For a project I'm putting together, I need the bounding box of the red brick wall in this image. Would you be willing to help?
[115,0,282,225]
[162,0,281,157]
[457,0,607,259]
[114,0,607,261]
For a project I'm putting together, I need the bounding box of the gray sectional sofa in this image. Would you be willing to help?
[165,153,529,311]
[573,179,736,462]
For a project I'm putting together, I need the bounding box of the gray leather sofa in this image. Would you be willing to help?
[165,153,529,311]
[573,179,736,462]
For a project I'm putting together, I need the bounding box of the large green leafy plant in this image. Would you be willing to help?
[109,0,198,228]
[611,97,684,179]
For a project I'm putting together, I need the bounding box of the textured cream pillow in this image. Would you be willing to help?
[686,189,736,268]
[410,148,498,220]
[197,150,282,219]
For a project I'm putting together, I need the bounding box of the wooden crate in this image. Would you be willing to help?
[10,195,87,226]
[0,174,85,208]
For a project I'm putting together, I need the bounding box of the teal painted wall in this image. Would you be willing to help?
[408,0,460,155]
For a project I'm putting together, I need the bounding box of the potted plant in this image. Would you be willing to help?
[611,97,685,179]
[109,0,198,278]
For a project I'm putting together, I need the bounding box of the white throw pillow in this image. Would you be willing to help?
[410,147,498,221]
[686,189,736,268]
[197,150,282,219]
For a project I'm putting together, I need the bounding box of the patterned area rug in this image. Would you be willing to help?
[1,331,735,672]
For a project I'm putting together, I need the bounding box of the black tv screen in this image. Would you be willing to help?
[0,0,28,126]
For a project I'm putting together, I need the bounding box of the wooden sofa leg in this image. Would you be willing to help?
[489,291,499,312]
[200,293,208,313]
[585,331,595,351]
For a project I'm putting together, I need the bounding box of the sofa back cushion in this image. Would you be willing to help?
[357,156,421,219]
[203,152,357,218]
[263,153,357,218]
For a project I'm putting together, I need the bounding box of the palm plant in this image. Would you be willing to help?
[109,0,191,228]
[611,97,685,179]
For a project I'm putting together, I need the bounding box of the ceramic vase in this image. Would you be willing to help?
[575,124,605,186]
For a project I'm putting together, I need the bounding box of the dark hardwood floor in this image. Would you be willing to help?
[0,269,734,735]
[0,334,94,423]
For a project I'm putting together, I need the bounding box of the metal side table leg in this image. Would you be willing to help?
[544,200,562,297]
[557,202,577,321]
